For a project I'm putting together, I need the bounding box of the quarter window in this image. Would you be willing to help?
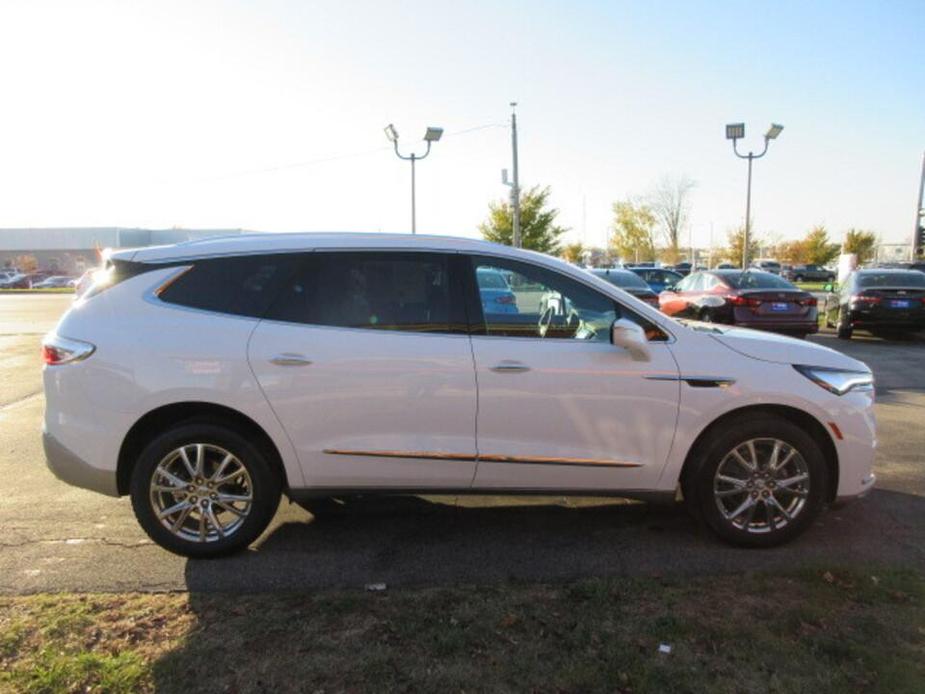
[266,252,463,333]
[157,254,299,318]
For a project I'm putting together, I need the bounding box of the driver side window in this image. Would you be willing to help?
[470,256,617,341]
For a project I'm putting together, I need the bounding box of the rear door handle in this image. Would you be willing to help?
[490,361,530,373]
[270,353,312,367]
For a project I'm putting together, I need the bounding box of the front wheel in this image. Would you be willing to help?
[130,422,281,558]
[687,416,827,548]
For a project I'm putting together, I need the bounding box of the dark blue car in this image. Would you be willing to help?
[628,267,684,293]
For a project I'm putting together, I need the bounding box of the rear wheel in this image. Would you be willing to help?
[130,422,281,558]
[686,416,827,548]
[699,308,714,323]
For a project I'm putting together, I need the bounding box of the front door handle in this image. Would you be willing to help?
[490,361,530,373]
[270,353,312,367]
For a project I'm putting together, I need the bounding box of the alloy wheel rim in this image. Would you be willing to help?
[713,438,810,534]
[149,443,253,543]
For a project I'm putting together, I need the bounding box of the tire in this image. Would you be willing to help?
[699,308,713,323]
[130,422,281,558]
[794,275,804,282]
[836,309,853,340]
[685,415,828,548]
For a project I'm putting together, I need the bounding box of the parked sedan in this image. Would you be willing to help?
[659,270,818,337]
[476,267,518,314]
[784,265,835,283]
[629,267,685,293]
[589,268,660,307]
[32,275,77,288]
[0,273,32,289]
[823,269,925,339]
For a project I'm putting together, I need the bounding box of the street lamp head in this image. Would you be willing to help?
[423,126,444,143]
[726,123,745,140]
[384,123,399,143]
[765,123,784,140]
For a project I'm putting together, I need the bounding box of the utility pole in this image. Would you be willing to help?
[510,103,521,248]
[914,150,925,259]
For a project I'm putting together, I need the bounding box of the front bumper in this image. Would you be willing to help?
[834,472,876,506]
[43,431,119,497]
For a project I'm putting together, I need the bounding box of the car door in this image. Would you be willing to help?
[464,255,681,492]
[248,251,478,489]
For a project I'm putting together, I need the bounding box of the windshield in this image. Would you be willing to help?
[593,270,649,289]
[857,272,925,288]
[724,271,794,289]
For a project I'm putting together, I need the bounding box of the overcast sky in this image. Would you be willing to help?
[0,0,922,250]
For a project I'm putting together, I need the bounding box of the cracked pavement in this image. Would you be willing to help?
[1,294,923,594]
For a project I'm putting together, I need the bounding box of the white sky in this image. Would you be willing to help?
[0,0,922,250]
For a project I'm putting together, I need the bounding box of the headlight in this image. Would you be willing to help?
[793,364,873,395]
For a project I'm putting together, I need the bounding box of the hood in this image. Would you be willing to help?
[693,324,869,371]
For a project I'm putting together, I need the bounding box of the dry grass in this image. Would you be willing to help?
[2,567,924,693]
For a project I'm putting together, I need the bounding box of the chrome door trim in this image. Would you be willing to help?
[322,449,641,468]
[644,374,736,387]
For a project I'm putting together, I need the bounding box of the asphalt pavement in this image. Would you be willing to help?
[1,294,923,594]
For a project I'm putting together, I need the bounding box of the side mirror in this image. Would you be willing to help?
[611,318,651,362]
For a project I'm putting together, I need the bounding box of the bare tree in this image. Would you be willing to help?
[649,174,696,263]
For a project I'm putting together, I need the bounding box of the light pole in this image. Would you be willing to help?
[725,122,783,268]
[914,150,924,258]
[384,123,443,234]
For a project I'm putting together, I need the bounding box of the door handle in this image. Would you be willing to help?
[270,353,312,367]
[490,361,530,373]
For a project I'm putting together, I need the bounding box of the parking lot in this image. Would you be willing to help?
[1,293,923,594]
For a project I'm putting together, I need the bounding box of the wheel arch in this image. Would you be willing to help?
[678,404,839,503]
[116,401,289,495]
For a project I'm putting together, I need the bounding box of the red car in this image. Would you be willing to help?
[659,269,818,337]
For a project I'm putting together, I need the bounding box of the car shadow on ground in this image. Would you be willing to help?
[182,489,925,593]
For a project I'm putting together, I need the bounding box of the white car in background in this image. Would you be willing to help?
[42,234,876,556]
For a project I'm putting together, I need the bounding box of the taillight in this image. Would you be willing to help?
[729,295,761,308]
[798,297,818,307]
[851,294,881,305]
[42,334,95,365]
[494,294,516,304]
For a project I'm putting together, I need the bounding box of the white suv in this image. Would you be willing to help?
[42,233,877,556]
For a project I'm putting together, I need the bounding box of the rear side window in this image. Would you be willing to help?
[158,254,299,318]
[266,251,464,333]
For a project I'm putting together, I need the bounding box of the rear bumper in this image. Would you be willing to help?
[848,310,925,330]
[43,431,119,497]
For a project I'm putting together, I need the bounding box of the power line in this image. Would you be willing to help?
[186,122,508,183]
